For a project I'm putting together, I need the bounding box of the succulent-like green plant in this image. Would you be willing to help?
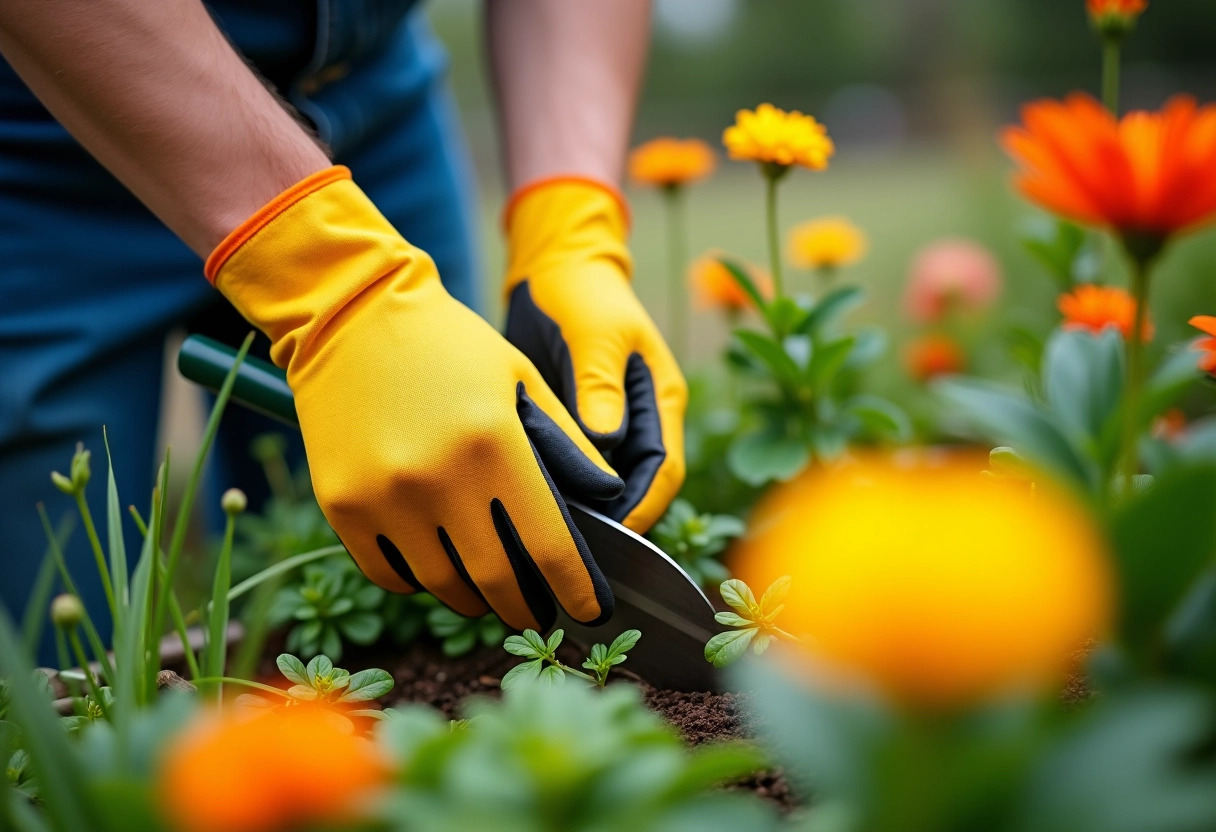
[501,628,640,689]
[651,498,744,588]
[705,577,801,668]
[266,559,385,661]
[238,653,394,722]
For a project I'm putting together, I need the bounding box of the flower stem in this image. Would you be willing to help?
[1119,258,1151,492]
[764,171,784,303]
[74,492,117,621]
[1102,37,1122,115]
[68,629,110,721]
[663,185,689,363]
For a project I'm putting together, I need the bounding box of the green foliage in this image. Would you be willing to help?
[266,557,386,661]
[705,578,801,668]
[237,653,394,722]
[373,681,777,832]
[1019,218,1098,290]
[650,498,744,588]
[425,603,507,658]
[719,257,909,486]
[501,628,642,689]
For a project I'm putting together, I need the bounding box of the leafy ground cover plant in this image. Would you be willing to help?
[650,497,744,588]
[424,602,507,658]
[500,628,641,689]
[233,653,394,722]
[705,577,802,668]
[265,556,386,661]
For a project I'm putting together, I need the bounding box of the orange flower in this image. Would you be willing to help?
[1058,284,1154,340]
[1189,315,1216,374]
[1087,0,1147,16]
[903,239,1002,323]
[1002,95,1216,254]
[904,333,965,381]
[1152,408,1187,440]
[1088,0,1147,34]
[787,216,867,270]
[723,104,834,171]
[160,705,387,832]
[734,454,1112,708]
[688,252,773,312]
[628,138,716,188]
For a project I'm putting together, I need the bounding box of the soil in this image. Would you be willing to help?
[335,638,799,812]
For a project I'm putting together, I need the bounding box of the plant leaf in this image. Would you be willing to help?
[714,611,752,627]
[727,429,810,486]
[500,659,544,690]
[545,628,565,654]
[716,256,768,313]
[276,654,309,686]
[705,627,758,668]
[759,576,792,612]
[606,629,641,659]
[503,634,542,658]
[538,665,566,686]
[306,654,334,686]
[339,668,394,702]
[799,286,865,335]
[720,579,759,615]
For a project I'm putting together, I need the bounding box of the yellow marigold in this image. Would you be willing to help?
[734,453,1112,709]
[723,103,834,171]
[160,705,387,832]
[787,216,867,270]
[628,137,716,188]
[1058,284,1153,341]
[688,252,773,312]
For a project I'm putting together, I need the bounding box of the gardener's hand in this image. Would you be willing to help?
[208,167,624,631]
[503,178,687,534]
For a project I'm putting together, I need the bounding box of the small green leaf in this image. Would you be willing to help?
[340,668,394,702]
[306,654,334,685]
[717,256,768,313]
[500,659,544,690]
[337,612,383,645]
[800,286,865,335]
[752,633,773,655]
[606,629,641,659]
[759,576,792,612]
[545,628,565,654]
[587,643,608,665]
[276,654,309,686]
[503,634,542,658]
[705,627,758,668]
[720,579,759,615]
[522,629,549,655]
[538,665,566,686]
[727,429,810,486]
[443,629,477,657]
[288,684,318,700]
[734,330,803,388]
[714,611,752,627]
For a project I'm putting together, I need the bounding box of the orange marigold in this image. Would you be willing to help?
[1002,95,1216,255]
[628,137,716,188]
[160,705,387,832]
[1189,315,1216,374]
[688,252,773,312]
[1087,0,1147,15]
[904,333,966,382]
[787,216,867,270]
[723,104,834,171]
[1088,0,1147,34]
[1058,284,1153,340]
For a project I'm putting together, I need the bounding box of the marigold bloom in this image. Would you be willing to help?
[787,216,867,270]
[628,137,716,188]
[904,334,965,381]
[1189,315,1216,374]
[735,454,1112,708]
[903,239,1002,323]
[688,252,773,312]
[1088,0,1147,35]
[1002,95,1216,250]
[723,103,834,171]
[160,705,387,832]
[1058,284,1154,340]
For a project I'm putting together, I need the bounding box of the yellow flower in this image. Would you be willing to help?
[723,103,834,171]
[734,454,1112,709]
[787,216,867,270]
[628,138,716,188]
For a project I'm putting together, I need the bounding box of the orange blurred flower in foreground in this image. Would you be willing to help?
[689,253,773,312]
[1189,315,1216,375]
[1087,0,1147,16]
[628,137,716,188]
[904,334,966,381]
[723,104,835,171]
[1058,284,1154,341]
[1152,408,1187,440]
[903,239,1002,323]
[1087,0,1147,34]
[160,705,387,832]
[1002,95,1216,256]
[787,216,867,270]
[735,454,1112,708]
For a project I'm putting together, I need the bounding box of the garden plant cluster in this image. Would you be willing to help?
[7,1,1216,830]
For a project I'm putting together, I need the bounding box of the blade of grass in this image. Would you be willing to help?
[113,505,155,764]
[224,544,346,605]
[152,332,254,649]
[102,427,130,612]
[21,515,73,661]
[129,502,200,680]
[36,503,115,684]
[204,506,238,700]
[0,608,93,831]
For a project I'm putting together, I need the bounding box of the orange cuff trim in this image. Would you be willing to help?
[502,175,631,232]
[204,165,352,284]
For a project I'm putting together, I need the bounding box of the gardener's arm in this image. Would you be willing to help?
[0,0,329,256]
[488,0,687,535]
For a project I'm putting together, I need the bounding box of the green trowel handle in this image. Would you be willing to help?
[177,334,299,426]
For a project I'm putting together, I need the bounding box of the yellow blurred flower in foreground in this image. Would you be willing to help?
[628,137,716,188]
[735,454,1112,708]
[688,252,773,312]
[160,705,387,832]
[787,217,867,270]
[723,104,834,171]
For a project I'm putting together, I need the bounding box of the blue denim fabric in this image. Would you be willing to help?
[0,1,483,662]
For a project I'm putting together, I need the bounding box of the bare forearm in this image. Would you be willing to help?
[486,0,650,191]
[0,0,330,257]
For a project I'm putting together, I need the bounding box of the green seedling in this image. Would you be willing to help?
[426,605,507,658]
[705,577,802,668]
[235,653,394,722]
[266,558,386,661]
[500,628,641,690]
[650,498,744,588]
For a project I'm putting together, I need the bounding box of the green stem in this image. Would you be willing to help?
[664,185,689,363]
[129,505,200,680]
[1102,37,1122,116]
[67,630,110,721]
[1119,259,1151,492]
[204,513,237,701]
[74,492,116,621]
[547,656,595,683]
[764,171,785,304]
[223,545,346,604]
[772,627,806,646]
[190,676,294,697]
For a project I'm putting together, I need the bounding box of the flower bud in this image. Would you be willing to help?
[51,594,85,630]
[51,471,76,495]
[70,443,91,490]
[222,488,248,516]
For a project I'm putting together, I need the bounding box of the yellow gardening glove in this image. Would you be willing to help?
[503,178,687,534]
[206,166,625,631]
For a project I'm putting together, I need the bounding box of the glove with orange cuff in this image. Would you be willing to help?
[503,178,687,534]
[207,166,625,632]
